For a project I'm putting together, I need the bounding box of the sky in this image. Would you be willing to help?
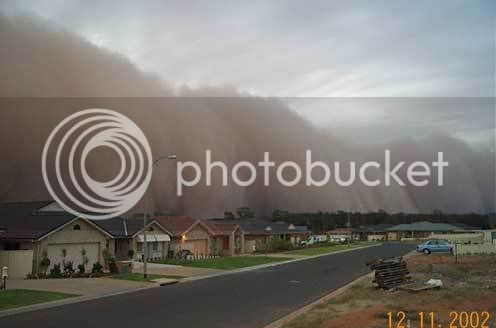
[0,0,495,147]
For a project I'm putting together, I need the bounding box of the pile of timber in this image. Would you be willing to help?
[367,256,411,289]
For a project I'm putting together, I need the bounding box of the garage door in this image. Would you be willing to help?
[182,240,208,255]
[47,243,99,270]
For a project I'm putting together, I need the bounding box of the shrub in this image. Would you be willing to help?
[49,264,63,278]
[77,264,86,274]
[63,261,75,277]
[268,238,294,252]
[128,249,135,259]
[26,272,38,279]
[108,257,118,274]
[92,262,103,274]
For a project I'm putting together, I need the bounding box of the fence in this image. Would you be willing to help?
[0,250,33,278]
[455,243,496,255]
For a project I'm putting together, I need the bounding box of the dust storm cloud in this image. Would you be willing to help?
[0,15,493,217]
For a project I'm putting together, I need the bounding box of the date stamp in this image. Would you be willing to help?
[387,311,492,328]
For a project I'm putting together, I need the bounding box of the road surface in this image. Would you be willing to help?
[0,243,413,328]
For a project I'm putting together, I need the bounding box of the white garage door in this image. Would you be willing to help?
[47,243,99,271]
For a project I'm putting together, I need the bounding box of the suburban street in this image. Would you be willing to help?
[0,243,413,328]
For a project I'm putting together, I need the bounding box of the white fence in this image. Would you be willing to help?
[455,243,496,255]
[0,250,33,278]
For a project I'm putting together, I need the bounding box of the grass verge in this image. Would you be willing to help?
[281,254,496,328]
[0,289,77,311]
[282,242,377,256]
[152,256,291,270]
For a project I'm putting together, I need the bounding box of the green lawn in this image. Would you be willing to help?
[152,256,292,270]
[0,289,77,311]
[110,273,185,282]
[282,242,378,256]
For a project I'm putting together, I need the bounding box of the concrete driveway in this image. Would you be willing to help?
[7,277,151,296]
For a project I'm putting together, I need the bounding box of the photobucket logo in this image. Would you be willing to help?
[176,150,449,196]
[42,109,152,220]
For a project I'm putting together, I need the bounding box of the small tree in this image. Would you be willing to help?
[40,250,51,277]
[236,207,254,219]
[80,248,89,273]
[91,262,103,274]
[49,264,62,278]
[223,211,235,219]
[103,248,118,273]
[61,248,67,267]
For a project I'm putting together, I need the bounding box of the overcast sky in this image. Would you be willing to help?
[1,0,494,147]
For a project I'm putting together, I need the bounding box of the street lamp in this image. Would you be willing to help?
[142,154,176,278]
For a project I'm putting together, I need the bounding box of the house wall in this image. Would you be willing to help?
[387,232,398,240]
[170,224,212,256]
[483,230,496,243]
[132,222,171,260]
[368,233,387,241]
[245,235,268,253]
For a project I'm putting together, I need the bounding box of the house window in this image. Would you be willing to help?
[149,227,154,232]
[137,242,143,252]
[152,242,158,251]
[73,224,81,231]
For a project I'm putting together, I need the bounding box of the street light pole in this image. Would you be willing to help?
[347,210,351,248]
[143,154,176,279]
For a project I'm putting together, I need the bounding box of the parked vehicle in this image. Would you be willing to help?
[176,249,193,259]
[328,235,347,243]
[416,240,454,254]
[301,235,328,246]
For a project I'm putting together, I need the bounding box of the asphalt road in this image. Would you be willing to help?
[0,243,413,328]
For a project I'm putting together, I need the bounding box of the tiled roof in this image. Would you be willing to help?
[210,219,309,235]
[386,221,459,232]
[0,201,76,240]
[450,223,481,231]
[154,216,198,237]
[205,222,240,235]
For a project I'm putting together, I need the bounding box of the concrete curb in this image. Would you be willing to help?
[264,249,418,328]
[181,243,381,283]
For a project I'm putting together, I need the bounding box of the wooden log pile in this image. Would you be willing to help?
[367,256,411,289]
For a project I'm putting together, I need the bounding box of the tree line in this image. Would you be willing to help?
[271,209,494,233]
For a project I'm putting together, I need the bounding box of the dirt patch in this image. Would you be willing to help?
[281,253,496,328]
[322,305,386,328]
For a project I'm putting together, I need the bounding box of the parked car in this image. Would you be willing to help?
[416,239,454,254]
[301,235,328,246]
[176,249,193,259]
[329,236,347,243]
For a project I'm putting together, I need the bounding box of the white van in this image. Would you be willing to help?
[301,235,328,246]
